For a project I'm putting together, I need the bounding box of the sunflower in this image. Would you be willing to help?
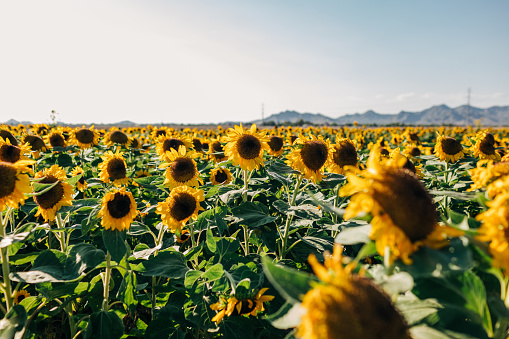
[0,137,30,163]
[22,134,47,158]
[471,131,501,161]
[104,129,131,148]
[286,134,332,183]
[0,128,18,146]
[14,290,31,305]
[98,150,129,186]
[160,145,203,189]
[210,288,275,324]
[44,129,67,148]
[0,160,34,211]
[403,129,420,145]
[97,187,137,231]
[210,167,233,185]
[223,124,270,171]
[155,135,192,162]
[71,126,99,149]
[340,147,463,264]
[208,138,228,163]
[468,160,509,198]
[476,191,509,277]
[326,138,357,174]
[434,133,465,162]
[156,186,204,233]
[71,166,87,192]
[267,135,285,157]
[33,165,74,222]
[135,169,150,178]
[176,229,191,243]
[296,245,411,339]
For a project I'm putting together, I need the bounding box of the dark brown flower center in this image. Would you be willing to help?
[300,140,328,171]
[409,132,419,142]
[130,138,140,148]
[163,138,185,152]
[0,163,16,199]
[0,130,18,146]
[440,137,462,155]
[155,129,167,137]
[230,299,257,316]
[170,193,196,221]
[170,158,196,182]
[0,144,21,163]
[75,129,95,144]
[236,134,262,160]
[178,231,190,242]
[109,130,128,144]
[192,139,203,152]
[49,133,65,147]
[268,136,284,152]
[107,193,131,219]
[34,176,64,210]
[332,141,357,167]
[479,134,496,155]
[24,135,45,151]
[211,141,225,159]
[402,159,416,174]
[380,148,390,157]
[107,158,126,180]
[36,126,48,135]
[214,169,228,184]
[290,135,298,144]
[409,147,421,157]
[372,168,437,242]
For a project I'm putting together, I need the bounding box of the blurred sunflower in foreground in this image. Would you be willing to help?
[468,160,509,198]
[224,124,270,171]
[156,186,204,234]
[295,245,411,339]
[98,187,137,231]
[0,160,34,211]
[340,147,463,264]
[33,165,73,221]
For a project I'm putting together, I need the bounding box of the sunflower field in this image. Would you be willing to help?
[1,122,509,338]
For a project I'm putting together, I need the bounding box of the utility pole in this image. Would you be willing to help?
[466,88,471,126]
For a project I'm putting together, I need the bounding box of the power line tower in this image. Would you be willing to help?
[466,88,471,126]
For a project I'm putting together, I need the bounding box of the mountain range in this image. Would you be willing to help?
[251,104,509,126]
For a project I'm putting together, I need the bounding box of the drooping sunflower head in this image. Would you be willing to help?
[33,165,73,221]
[72,127,99,149]
[208,139,228,163]
[0,160,34,211]
[211,287,274,324]
[434,133,465,162]
[71,166,87,192]
[44,129,67,149]
[98,150,129,186]
[326,138,357,174]
[14,290,31,305]
[403,146,422,158]
[472,131,500,161]
[23,134,47,156]
[0,128,18,146]
[160,145,203,189]
[340,147,442,264]
[286,134,332,183]
[156,186,205,233]
[0,137,30,163]
[98,187,137,231]
[224,124,270,171]
[104,129,131,147]
[403,130,420,144]
[210,167,233,185]
[296,246,411,339]
[267,135,285,157]
[155,135,191,162]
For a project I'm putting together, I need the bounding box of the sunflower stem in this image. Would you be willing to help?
[0,207,14,312]
[102,252,112,312]
[151,224,166,320]
[242,224,249,256]
[243,169,249,202]
[55,213,67,252]
[280,173,304,259]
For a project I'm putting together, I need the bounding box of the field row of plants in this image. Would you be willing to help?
[0,122,508,338]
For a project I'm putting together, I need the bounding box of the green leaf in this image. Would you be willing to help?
[135,250,189,279]
[261,256,317,304]
[410,325,455,339]
[231,202,277,228]
[206,228,217,253]
[116,271,138,314]
[84,310,124,339]
[335,224,371,245]
[102,230,126,264]
[0,305,27,339]
[396,294,441,326]
[265,302,305,329]
[144,317,185,339]
[67,173,82,187]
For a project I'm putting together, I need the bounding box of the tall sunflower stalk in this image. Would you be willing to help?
[0,207,14,312]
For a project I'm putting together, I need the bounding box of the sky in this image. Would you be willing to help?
[1,0,508,125]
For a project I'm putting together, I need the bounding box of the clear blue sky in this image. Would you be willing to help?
[1,0,508,124]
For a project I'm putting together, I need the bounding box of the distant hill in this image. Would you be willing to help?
[252,105,509,126]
